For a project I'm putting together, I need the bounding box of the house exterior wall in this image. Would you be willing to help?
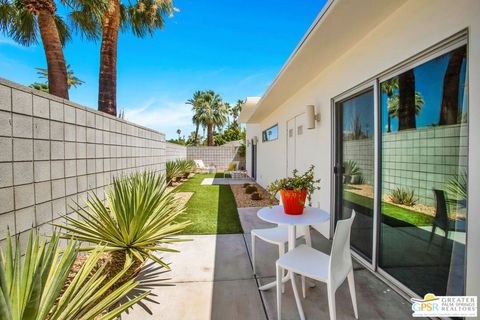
[247,0,480,298]
[165,142,187,162]
[0,78,166,251]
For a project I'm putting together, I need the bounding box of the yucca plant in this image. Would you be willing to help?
[166,160,182,185]
[389,187,418,207]
[343,160,362,184]
[177,159,196,179]
[56,171,189,284]
[445,170,467,202]
[0,230,148,320]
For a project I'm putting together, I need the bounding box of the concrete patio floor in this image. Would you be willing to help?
[124,207,416,320]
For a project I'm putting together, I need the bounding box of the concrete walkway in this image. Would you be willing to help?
[124,207,415,320]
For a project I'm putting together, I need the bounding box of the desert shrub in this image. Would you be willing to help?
[343,160,362,184]
[166,160,182,184]
[57,171,190,285]
[243,183,250,188]
[0,230,148,320]
[251,192,262,200]
[389,187,418,206]
[177,159,196,178]
[445,170,467,202]
[245,185,258,194]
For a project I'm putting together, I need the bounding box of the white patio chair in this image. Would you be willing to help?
[224,161,242,178]
[251,225,311,276]
[194,160,214,173]
[276,211,358,320]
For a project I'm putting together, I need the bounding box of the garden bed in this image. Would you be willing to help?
[230,183,278,208]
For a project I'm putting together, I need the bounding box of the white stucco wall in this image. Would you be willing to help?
[248,0,479,298]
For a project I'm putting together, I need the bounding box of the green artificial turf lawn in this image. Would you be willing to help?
[343,191,433,226]
[174,173,243,235]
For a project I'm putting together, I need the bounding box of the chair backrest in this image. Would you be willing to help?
[328,210,356,291]
[228,161,239,171]
[433,189,449,230]
[194,160,205,168]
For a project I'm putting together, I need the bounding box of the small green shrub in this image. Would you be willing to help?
[251,192,262,200]
[166,160,182,184]
[243,183,250,188]
[245,185,258,194]
[389,187,418,206]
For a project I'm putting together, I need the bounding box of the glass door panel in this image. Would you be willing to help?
[379,44,468,296]
[335,89,375,262]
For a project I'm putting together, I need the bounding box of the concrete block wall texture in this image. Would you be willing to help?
[0,78,166,251]
[343,124,468,206]
[343,138,374,184]
[165,142,187,162]
[186,146,245,170]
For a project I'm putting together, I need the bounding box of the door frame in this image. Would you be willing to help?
[331,79,378,271]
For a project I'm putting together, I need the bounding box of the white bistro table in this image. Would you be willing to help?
[257,205,330,290]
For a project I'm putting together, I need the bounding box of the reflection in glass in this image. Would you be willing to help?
[379,45,468,296]
[262,124,278,142]
[338,89,375,261]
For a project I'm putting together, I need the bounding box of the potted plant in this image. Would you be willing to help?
[267,165,320,215]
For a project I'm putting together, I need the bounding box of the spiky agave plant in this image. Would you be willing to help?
[56,171,190,284]
[177,159,196,179]
[166,160,182,185]
[0,230,148,320]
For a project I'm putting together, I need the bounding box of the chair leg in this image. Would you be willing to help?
[429,225,436,244]
[276,264,282,320]
[291,272,306,320]
[347,270,358,319]
[327,282,336,320]
[251,233,256,275]
[304,226,312,247]
[279,243,286,293]
[301,275,306,299]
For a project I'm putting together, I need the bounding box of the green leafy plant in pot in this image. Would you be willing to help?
[267,165,320,215]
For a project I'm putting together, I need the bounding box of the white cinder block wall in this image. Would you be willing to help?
[246,0,480,298]
[0,78,166,251]
[165,142,187,162]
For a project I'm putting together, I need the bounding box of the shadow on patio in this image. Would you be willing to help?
[124,176,417,319]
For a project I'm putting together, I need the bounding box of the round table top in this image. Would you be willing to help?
[257,205,330,226]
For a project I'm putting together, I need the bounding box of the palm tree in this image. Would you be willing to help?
[439,46,467,125]
[381,79,398,132]
[397,70,418,130]
[176,128,181,139]
[35,64,85,89]
[1,0,70,98]
[230,99,243,129]
[1,0,105,99]
[187,90,204,144]
[97,0,177,116]
[199,90,228,146]
[388,90,425,130]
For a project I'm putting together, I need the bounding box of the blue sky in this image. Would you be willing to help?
[0,0,326,138]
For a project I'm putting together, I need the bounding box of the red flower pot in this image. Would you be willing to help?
[280,189,307,215]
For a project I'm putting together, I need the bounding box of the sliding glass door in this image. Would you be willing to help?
[334,40,468,298]
[335,88,375,262]
[379,44,468,297]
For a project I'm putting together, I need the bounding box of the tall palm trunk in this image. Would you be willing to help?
[98,0,121,116]
[439,46,466,125]
[34,4,69,99]
[207,123,213,146]
[194,123,200,145]
[397,70,416,130]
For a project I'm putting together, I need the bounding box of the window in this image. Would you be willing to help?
[262,124,278,142]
